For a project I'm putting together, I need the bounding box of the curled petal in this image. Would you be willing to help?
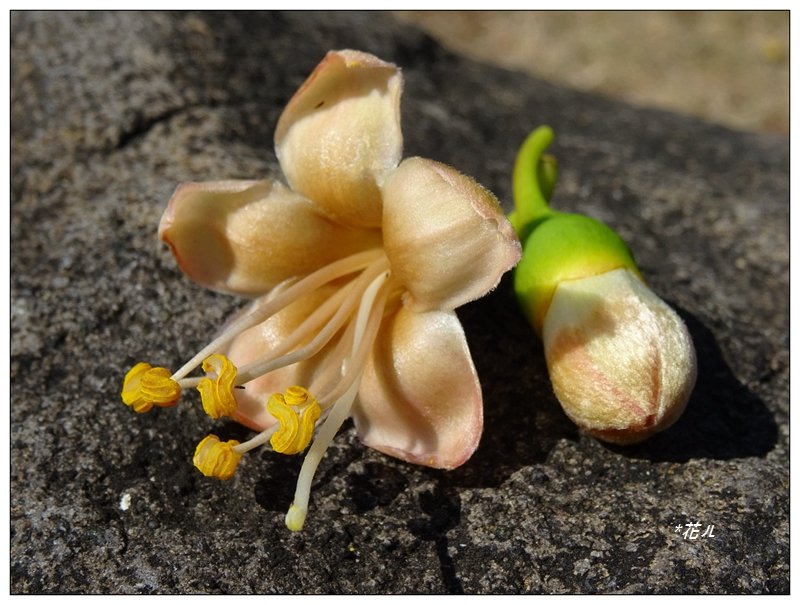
[382,157,521,312]
[159,180,380,296]
[275,49,403,228]
[354,306,483,469]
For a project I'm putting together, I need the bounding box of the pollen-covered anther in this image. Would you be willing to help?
[197,354,239,419]
[121,362,181,413]
[267,386,321,455]
[193,434,243,480]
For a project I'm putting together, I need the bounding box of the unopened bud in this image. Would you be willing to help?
[542,268,696,444]
[510,126,696,444]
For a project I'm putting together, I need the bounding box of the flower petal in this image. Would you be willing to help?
[354,306,483,469]
[159,180,380,296]
[275,49,403,229]
[382,157,521,312]
[219,283,343,431]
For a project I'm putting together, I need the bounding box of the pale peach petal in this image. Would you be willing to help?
[159,180,380,296]
[382,157,521,312]
[543,269,696,444]
[275,49,403,229]
[218,284,343,431]
[353,306,483,469]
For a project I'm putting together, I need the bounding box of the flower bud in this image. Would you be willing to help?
[510,125,696,444]
[542,268,696,444]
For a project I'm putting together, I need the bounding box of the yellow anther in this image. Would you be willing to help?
[193,434,242,480]
[197,354,238,419]
[267,386,321,455]
[284,385,313,406]
[121,362,181,413]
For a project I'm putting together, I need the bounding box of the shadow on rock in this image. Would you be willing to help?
[407,484,464,594]
[254,420,364,514]
[619,309,779,463]
[253,450,305,513]
[347,461,409,513]
[450,277,578,489]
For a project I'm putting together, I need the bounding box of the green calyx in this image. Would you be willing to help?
[511,126,641,334]
[514,212,640,333]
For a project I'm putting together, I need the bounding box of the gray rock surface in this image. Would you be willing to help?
[10,11,788,594]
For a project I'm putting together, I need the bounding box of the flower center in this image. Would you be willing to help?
[121,249,398,531]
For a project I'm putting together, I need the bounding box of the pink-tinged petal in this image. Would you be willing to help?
[353,306,483,469]
[382,157,521,312]
[159,180,380,296]
[219,284,343,431]
[543,269,696,444]
[275,49,403,229]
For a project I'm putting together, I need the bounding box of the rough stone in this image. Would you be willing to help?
[10,11,788,594]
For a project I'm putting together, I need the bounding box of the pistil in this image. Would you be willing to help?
[285,268,392,531]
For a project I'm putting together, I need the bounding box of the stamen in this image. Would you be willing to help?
[196,354,238,419]
[171,249,384,381]
[307,302,360,398]
[131,254,395,528]
[235,281,353,384]
[315,274,395,407]
[305,267,396,399]
[285,270,391,531]
[236,257,390,385]
[193,434,243,480]
[285,379,360,532]
[121,362,181,413]
[267,386,321,455]
[232,424,279,455]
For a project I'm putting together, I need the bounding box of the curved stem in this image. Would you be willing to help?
[537,152,559,204]
[512,125,558,233]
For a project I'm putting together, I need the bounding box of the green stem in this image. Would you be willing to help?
[511,125,558,234]
[537,153,558,203]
